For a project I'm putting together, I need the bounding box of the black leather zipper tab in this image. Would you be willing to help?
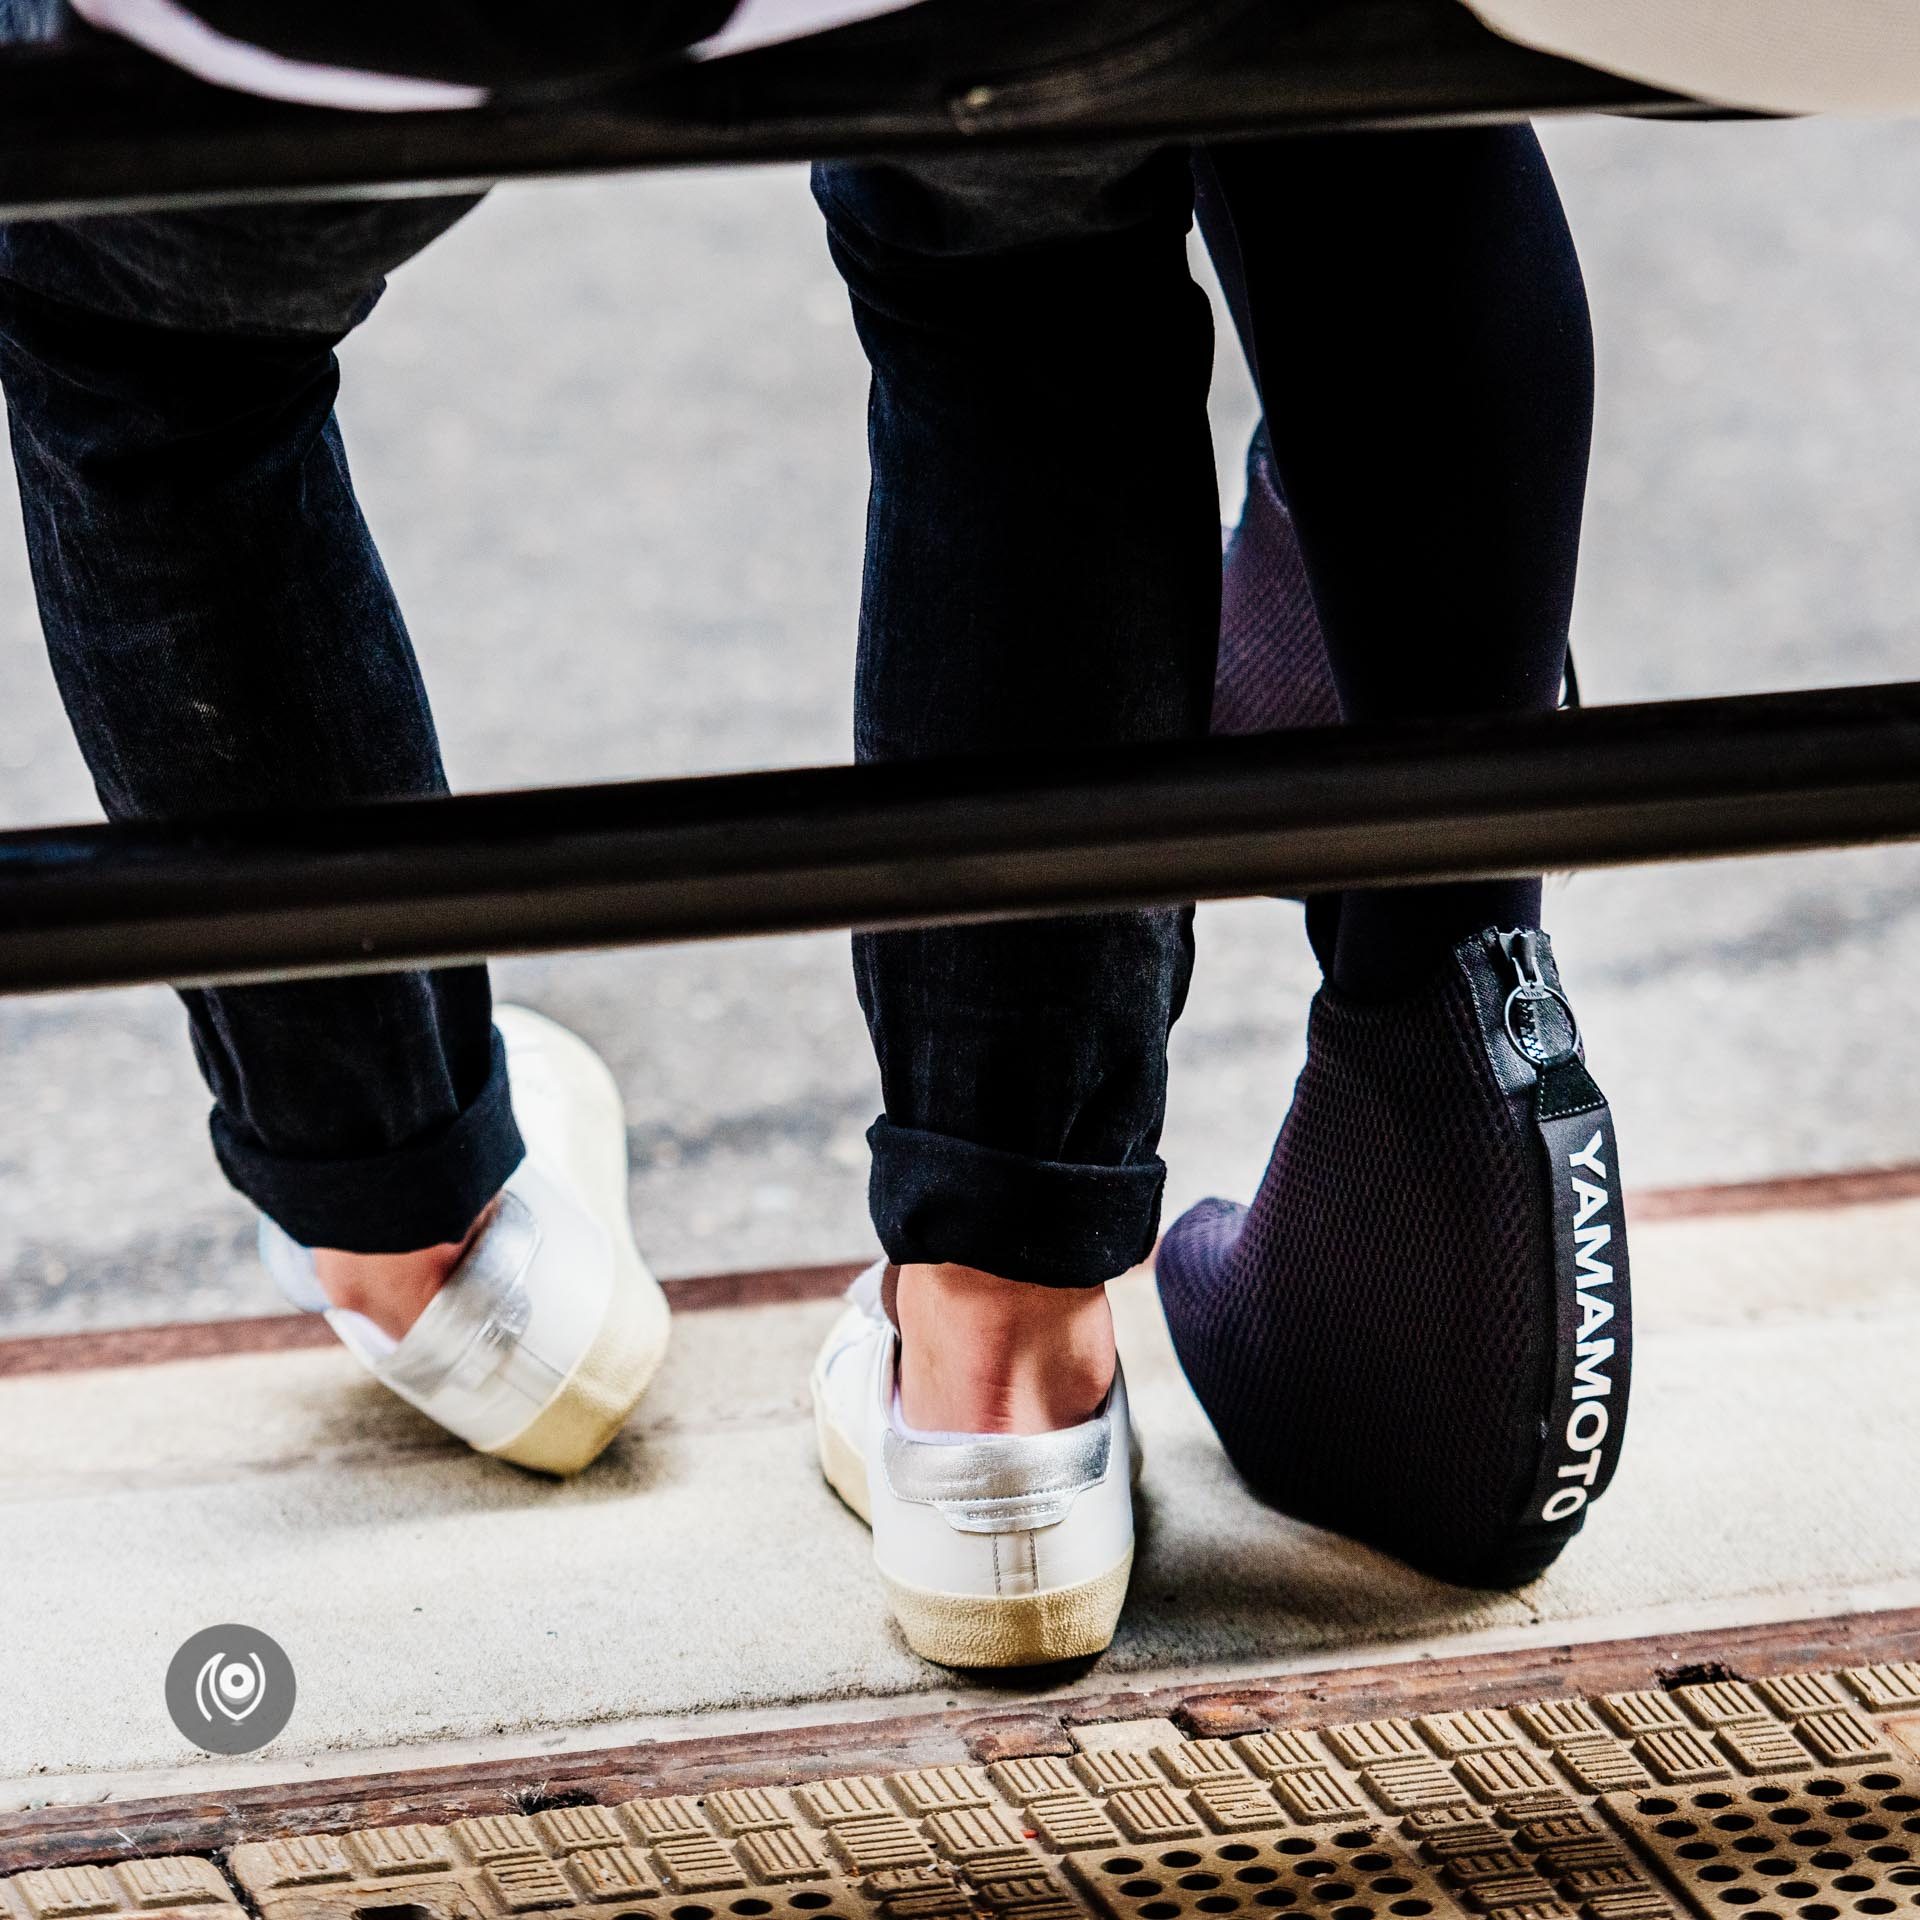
[1481,926,1634,1547]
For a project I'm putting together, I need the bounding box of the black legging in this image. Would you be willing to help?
[820,122,1592,1282]
[1195,126,1594,998]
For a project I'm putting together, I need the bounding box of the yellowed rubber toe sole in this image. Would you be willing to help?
[479,1004,670,1477]
[816,1385,873,1524]
[489,1263,671,1476]
[881,1554,1133,1669]
[813,1367,1131,1667]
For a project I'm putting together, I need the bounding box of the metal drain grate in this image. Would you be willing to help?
[1608,1767,1920,1920]
[11,1661,1920,1920]
[580,1892,867,1920]
[1062,1828,1456,1920]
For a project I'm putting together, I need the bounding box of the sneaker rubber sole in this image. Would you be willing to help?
[809,1350,1134,1669]
[487,1006,671,1475]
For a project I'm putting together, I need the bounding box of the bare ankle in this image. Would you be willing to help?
[311,1197,499,1343]
[894,1262,1115,1436]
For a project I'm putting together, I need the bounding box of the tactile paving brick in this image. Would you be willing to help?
[1598,1696,1690,1742]
[1422,1715,1527,1759]
[1106,1790,1204,1846]
[1437,1849,1533,1880]
[736,1831,828,1884]
[1489,1800,1584,1832]
[1515,1704,1611,1751]
[232,1839,357,1889]
[621,1797,711,1843]
[795,1779,896,1827]
[1189,1783,1286,1836]
[924,1805,1034,1869]
[1456,1753,1566,1805]
[1413,1817,1510,1857]
[1633,1728,1731,1787]
[353,1828,459,1877]
[893,1772,994,1818]
[1079,1753,1173,1798]
[1029,1800,1127,1855]
[971,1871,1072,1907]
[1536,1840,1633,1877]
[994,1762,1087,1808]
[1328,1721,1429,1768]
[989,1891,1081,1919]
[1675,1684,1771,1733]
[1554,1743,1655,1797]
[5,1869,124,1920]
[1274,1768,1373,1823]
[482,1856,577,1912]
[825,1815,936,1875]
[451,1818,545,1866]
[1436,1846,1536,1887]
[1847,1666,1920,1715]
[1798,1712,1896,1769]
[656,1836,751,1892]
[1420,1822,1497,1857]
[114,1861,235,1912]
[1758,1676,1855,1722]
[1455,1872,1562,1911]
[534,1807,628,1855]
[564,1846,660,1902]
[710,1792,798,1837]
[3,1863,237,1920]
[866,1867,973,1920]
[1236,1732,1335,1778]
[1507,1814,1603,1851]
[1364,1760,1474,1814]
[1157,1745,1254,1788]
[1583,1892,1678,1920]
[1557,1864,1639,1898]
[26,1658,1920,1920]
[1715,1723,1818,1777]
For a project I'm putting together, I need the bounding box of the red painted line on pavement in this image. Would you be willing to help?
[6,1160,1919,1379]
[0,1261,866,1378]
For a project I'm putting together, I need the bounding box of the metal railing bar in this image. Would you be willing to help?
[0,0,1692,223]
[0,679,1915,996]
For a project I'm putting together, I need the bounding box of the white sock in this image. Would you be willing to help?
[889,1384,994,1446]
[331,1308,398,1360]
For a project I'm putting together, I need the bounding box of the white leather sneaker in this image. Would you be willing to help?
[261,1004,670,1475]
[811,1263,1137,1668]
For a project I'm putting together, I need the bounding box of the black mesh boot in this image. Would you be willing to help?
[1156,928,1631,1588]
[1212,428,1339,737]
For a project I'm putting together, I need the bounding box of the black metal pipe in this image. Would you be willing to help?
[0,0,1691,223]
[1,680,1918,997]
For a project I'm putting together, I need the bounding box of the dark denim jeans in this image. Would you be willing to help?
[817,117,1589,1287]
[1,168,1209,1281]
[0,197,525,1253]
[0,123,1583,1283]
[815,147,1220,1289]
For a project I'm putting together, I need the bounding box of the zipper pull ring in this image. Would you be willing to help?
[1500,929,1581,1068]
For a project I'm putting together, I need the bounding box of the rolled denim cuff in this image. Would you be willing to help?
[211,1027,526,1253]
[868,1116,1165,1289]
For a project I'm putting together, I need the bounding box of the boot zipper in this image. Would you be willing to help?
[1497,928,1580,1069]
